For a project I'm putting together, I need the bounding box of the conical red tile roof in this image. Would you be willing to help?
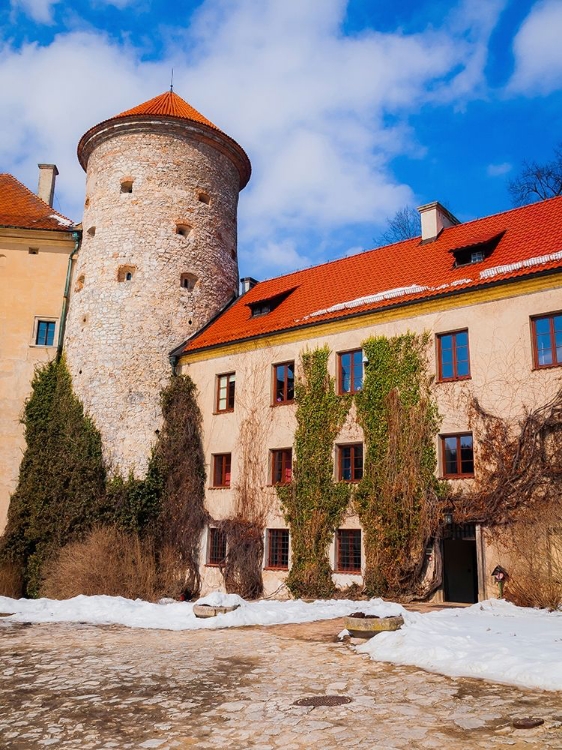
[114,91,220,132]
[0,173,74,232]
[77,90,251,188]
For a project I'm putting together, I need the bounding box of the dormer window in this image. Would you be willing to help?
[247,287,297,318]
[450,231,505,268]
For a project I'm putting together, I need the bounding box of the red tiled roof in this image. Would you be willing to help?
[0,174,74,232]
[184,197,562,354]
[114,91,221,132]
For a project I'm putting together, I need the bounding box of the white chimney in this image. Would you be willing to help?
[37,164,59,207]
[240,276,258,295]
[417,201,459,242]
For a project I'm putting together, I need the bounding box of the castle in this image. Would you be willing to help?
[1,90,562,603]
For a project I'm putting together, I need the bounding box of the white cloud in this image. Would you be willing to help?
[487,162,512,177]
[509,0,562,96]
[10,0,60,24]
[0,0,506,276]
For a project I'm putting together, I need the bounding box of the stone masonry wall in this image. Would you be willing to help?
[64,128,240,476]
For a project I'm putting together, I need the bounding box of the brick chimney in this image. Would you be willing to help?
[417,201,459,242]
[37,164,59,207]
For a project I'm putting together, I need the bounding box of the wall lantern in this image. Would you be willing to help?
[443,509,454,526]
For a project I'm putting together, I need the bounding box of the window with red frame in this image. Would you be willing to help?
[273,362,295,404]
[338,444,363,481]
[271,449,292,484]
[338,349,363,394]
[437,330,470,381]
[532,313,562,368]
[207,527,226,565]
[441,434,474,478]
[336,529,361,573]
[216,372,235,412]
[212,453,231,487]
[266,529,289,569]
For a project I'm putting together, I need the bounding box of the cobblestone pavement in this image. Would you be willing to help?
[1,618,561,749]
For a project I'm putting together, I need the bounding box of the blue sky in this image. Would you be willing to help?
[1,0,562,280]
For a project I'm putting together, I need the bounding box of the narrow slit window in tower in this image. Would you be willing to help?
[118,265,136,282]
[176,223,193,238]
[180,273,198,291]
[121,180,133,194]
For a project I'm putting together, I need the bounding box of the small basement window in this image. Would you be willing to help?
[198,191,210,205]
[180,273,198,291]
[176,223,193,238]
[120,180,133,194]
[117,265,136,282]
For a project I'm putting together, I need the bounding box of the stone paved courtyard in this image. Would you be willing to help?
[1,617,561,749]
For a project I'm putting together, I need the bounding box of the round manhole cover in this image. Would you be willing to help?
[512,718,544,729]
[293,695,353,707]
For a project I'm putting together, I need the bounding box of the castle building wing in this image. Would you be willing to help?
[182,196,562,355]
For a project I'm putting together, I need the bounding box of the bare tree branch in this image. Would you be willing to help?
[508,144,562,207]
[375,206,420,247]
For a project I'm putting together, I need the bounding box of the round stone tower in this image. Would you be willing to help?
[64,90,251,475]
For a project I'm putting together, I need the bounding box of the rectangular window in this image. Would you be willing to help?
[271,449,292,484]
[207,527,226,566]
[212,453,231,487]
[441,434,474,478]
[338,444,363,482]
[35,320,56,347]
[216,373,235,412]
[532,313,562,368]
[273,362,295,404]
[336,529,361,573]
[338,350,363,393]
[266,529,289,569]
[437,330,470,381]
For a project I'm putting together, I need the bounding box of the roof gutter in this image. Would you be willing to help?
[57,229,81,356]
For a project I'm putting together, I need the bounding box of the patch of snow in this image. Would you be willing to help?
[0,594,403,632]
[357,599,562,692]
[304,285,428,319]
[49,214,73,227]
[480,250,562,279]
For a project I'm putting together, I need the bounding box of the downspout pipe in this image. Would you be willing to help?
[57,229,81,356]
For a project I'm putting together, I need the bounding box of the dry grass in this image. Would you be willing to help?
[0,562,24,599]
[41,526,187,601]
[501,512,562,611]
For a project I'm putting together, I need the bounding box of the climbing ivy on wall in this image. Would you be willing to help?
[0,356,107,597]
[277,346,352,598]
[355,333,446,597]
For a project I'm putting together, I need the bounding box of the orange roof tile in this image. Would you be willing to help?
[183,197,562,354]
[114,91,220,132]
[0,174,74,232]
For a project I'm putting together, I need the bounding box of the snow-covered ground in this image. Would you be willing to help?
[357,599,562,692]
[1,593,560,692]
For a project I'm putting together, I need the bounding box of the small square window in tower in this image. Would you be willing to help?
[216,373,235,412]
[338,349,363,393]
[336,530,361,573]
[273,362,294,404]
[207,528,226,566]
[266,529,289,570]
[117,265,136,282]
[437,330,470,381]
[180,273,198,291]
